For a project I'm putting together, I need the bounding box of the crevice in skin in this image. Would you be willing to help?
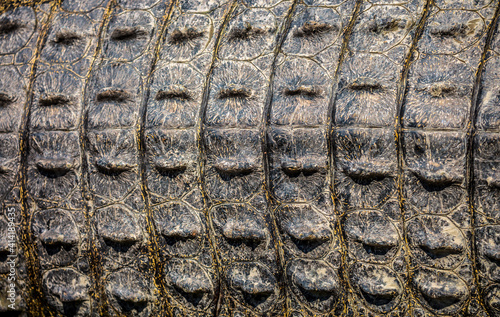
[258,0,299,314]
[283,86,322,98]
[52,30,82,45]
[168,27,205,45]
[17,2,57,316]
[155,88,192,101]
[194,1,239,315]
[0,19,24,35]
[347,77,386,93]
[77,0,116,315]
[429,23,470,39]
[135,0,176,316]
[38,94,71,107]
[228,23,266,41]
[392,0,434,315]
[0,92,17,106]
[109,26,147,41]
[323,0,363,314]
[95,88,133,103]
[217,87,252,99]
[293,21,336,38]
[467,2,500,315]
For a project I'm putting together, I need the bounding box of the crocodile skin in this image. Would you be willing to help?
[0,0,499,316]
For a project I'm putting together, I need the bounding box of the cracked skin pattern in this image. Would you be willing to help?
[1,0,500,316]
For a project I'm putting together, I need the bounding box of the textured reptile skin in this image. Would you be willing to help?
[0,0,499,316]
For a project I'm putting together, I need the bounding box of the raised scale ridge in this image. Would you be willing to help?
[0,0,500,316]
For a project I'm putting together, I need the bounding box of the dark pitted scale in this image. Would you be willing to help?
[0,0,499,316]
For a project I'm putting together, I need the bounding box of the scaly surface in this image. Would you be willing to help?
[0,0,500,316]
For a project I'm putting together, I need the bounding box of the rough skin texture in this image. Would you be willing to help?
[0,0,499,316]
